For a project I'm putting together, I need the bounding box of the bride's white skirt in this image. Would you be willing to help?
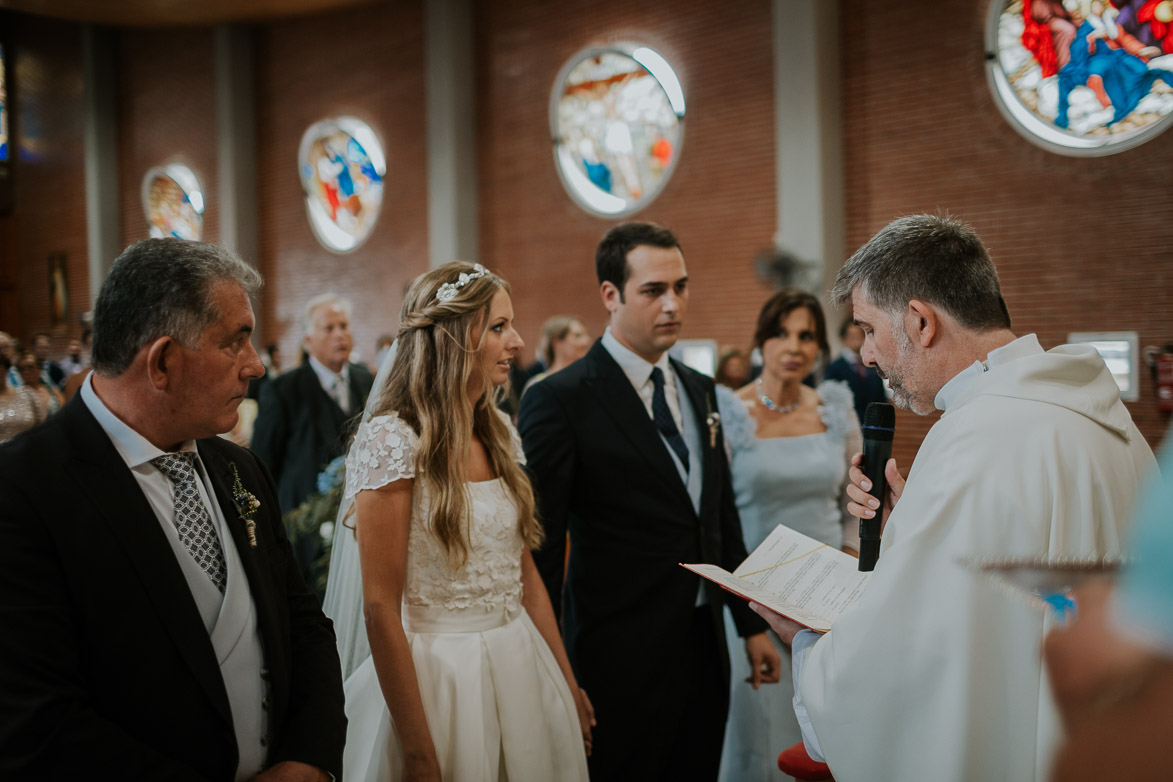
[342,603,589,782]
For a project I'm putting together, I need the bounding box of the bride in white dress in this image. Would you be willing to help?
[323,262,592,782]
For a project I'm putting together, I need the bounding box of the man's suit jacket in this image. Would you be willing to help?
[518,340,766,771]
[824,354,887,423]
[251,361,374,513]
[0,396,347,780]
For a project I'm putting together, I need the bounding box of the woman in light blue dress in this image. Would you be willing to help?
[717,289,861,782]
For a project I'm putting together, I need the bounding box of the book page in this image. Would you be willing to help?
[683,524,872,632]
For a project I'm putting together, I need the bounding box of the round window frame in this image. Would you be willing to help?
[141,163,205,241]
[549,42,686,218]
[984,0,1173,157]
[297,116,387,254]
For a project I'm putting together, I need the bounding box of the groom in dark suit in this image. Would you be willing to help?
[519,222,779,781]
[0,239,346,780]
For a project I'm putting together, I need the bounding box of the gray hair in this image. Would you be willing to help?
[91,238,262,376]
[300,292,353,336]
[830,214,1011,331]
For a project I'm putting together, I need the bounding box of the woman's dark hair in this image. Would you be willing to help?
[752,289,830,357]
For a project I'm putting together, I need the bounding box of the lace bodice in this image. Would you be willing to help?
[344,411,528,612]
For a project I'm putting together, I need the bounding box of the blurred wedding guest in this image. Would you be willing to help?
[0,332,21,386]
[0,353,43,443]
[522,315,591,394]
[372,333,394,374]
[715,346,751,389]
[247,343,283,402]
[58,337,88,378]
[716,290,861,782]
[31,332,66,389]
[1044,425,1173,782]
[263,342,283,376]
[753,214,1154,781]
[252,293,374,582]
[519,221,778,782]
[0,237,345,780]
[823,319,888,423]
[17,351,63,417]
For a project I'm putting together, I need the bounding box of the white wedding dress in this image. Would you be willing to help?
[339,412,589,782]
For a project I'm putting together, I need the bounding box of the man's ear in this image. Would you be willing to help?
[905,299,940,348]
[145,336,177,390]
[600,281,621,314]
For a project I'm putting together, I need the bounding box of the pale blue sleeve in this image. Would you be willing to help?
[791,628,827,762]
[1113,429,1173,655]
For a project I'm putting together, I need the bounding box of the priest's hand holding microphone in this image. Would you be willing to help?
[750,402,906,641]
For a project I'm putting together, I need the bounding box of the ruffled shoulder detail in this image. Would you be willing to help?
[716,384,757,452]
[343,412,418,502]
[816,380,855,440]
[495,407,527,466]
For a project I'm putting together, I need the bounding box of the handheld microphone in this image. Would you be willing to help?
[858,402,895,572]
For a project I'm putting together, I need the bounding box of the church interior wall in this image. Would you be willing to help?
[0,0,1168,457]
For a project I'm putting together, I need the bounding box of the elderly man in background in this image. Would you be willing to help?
[755,214,1155,781]
[0,238,346,780]
[251,293,373,585]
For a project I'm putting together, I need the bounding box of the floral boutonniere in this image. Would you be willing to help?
[705,396,721,449]
[229,462,262,549]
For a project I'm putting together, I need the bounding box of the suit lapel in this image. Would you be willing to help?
[61,399,233,724]
[583,343,693,507]
[198,442,280,662]
[672,358,719,515]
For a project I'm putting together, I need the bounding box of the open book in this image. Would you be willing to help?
[682,524,872,633]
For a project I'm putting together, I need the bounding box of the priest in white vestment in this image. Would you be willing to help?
[753,214,1156,782]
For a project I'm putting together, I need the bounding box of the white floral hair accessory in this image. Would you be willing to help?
[434,263,488,303]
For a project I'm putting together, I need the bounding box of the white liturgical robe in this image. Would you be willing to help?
[795,335,1156,781]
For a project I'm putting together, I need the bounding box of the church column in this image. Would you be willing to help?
[772,0,845,317]
[83,25,120,306]
[425,0,479,267]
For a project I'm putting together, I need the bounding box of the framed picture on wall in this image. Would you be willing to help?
[48,252,68,331]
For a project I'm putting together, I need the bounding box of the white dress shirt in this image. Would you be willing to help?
[308,354,350,413]
[601,327,685,433]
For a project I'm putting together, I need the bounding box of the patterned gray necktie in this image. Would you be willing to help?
[152,453,228,593]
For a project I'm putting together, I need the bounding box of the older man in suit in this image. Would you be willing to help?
[0,238,346,780]
[251,294,373,589]
[519,222,779,781]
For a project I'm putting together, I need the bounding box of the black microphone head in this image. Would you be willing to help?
[863,402,895,430]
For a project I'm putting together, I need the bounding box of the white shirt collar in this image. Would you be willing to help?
[308,354,346,390]
[601,327,673,390]
[934,333,1043,412]
[80,372,197,468]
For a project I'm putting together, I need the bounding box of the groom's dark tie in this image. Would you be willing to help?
[153,453,228,593]
[650,366,689,473]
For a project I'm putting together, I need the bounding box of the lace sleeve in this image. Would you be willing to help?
[343,413,418,501]
[715,384,756,454]
[495,407,527,466]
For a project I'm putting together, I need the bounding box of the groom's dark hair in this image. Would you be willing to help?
[596,222,681,301]
[91,238,262,376]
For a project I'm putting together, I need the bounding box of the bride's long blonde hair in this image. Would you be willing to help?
[373,262,541,567]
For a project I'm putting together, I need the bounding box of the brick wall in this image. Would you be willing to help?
[116,28,218,248]
[475,0,780,362]
[254,0,428,365]
[841,0,1173,464]
[0,14,88,353]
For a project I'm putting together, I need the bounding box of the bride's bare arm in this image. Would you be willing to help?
[355,480,441,781]
[520,548,595,754]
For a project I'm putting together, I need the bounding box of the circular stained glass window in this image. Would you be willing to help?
[142,164,204,240]
[550,44,685,216]
[298,117,386,253]
[986,0,1173,156]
